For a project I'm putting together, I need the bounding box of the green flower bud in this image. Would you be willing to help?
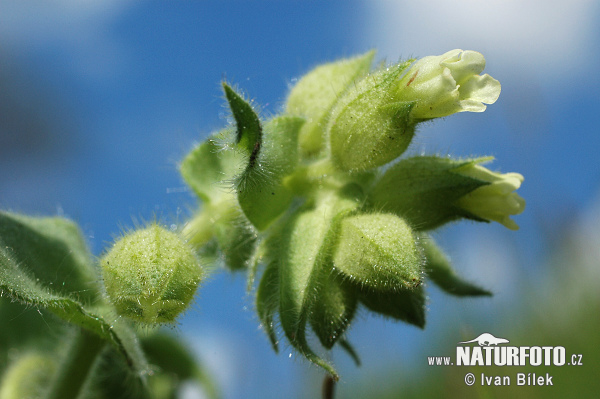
[286,51,375,157]
[368,156,524,230]
[101,224,203,324]
[333,213,423,291]
[454,163,525,230]
[396,49,501,119]
[328,60,416,172]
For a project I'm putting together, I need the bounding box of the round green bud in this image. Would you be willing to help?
[333,213,423,291]
[101,224,203,324]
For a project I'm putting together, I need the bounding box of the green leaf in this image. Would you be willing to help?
[368,156,489,230]
[286,50,375,157]
[0,211,149,377]
[141,332,219,399]
[359,285,426,328]
[237,116,304,230]
[333,213,423,291]
[421,236,491,296]
[0,211,99,302]
[222,82,262,157]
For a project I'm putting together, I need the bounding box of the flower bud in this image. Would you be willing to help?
[368,156,524,230]
[333,213,423,291]
[454,163,525,230]
[327,60,416,172]
[396,49,501,119]
[286,51,375,157]
[101,224,203,324]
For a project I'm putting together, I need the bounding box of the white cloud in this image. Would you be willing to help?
[363,0,598,80]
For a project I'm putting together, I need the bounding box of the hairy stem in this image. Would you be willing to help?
[44,328,105,399]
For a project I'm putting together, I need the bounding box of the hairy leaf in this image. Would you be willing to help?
[0,211,148,377]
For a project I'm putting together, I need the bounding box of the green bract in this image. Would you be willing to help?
[101,224,203,324]
[180,49,524,378]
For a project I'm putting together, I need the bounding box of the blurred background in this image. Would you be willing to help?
[1,1,599,398]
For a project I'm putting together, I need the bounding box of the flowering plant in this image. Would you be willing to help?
[181,49,525,378]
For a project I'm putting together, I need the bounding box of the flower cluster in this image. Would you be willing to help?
[180,49,524,378]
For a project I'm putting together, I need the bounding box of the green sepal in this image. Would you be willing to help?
[333,213,423,292]
[141,332,219,399]
[277,190,360,378]
[181,132,257,270]
[256,261,280,352]
[222,82,262,157]
[421,236,491,296]
[339,339,361,366]
[180,129,244,204]
[359,285,426,328]
[286,50,376,157]
[213,211,257,271]
[327,59,416,172]
[368,156,491,230]
[236,115,305,230]
[0,212,149,377]
[309,270,357,349]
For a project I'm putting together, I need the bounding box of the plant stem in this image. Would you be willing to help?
[322,374,336,399]
[44,328,105,399]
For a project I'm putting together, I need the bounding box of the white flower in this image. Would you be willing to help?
[455,164,525,230]
[398,49,501,119]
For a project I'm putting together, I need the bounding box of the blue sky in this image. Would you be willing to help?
[1,1,599,398]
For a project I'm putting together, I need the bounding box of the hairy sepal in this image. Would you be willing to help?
[181,131,257,269]
[368,156,490,230]
[359,285,426,328]
[309,270,357,349]
[255,261,280,351]
[277,191,360,378]
[236,116,305,231]
[222,82,262,158]
[333,213,423,292]
[180,129,244,204]
[286,51,376,157]
[421,235,491,296]
[327,60,416,172]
